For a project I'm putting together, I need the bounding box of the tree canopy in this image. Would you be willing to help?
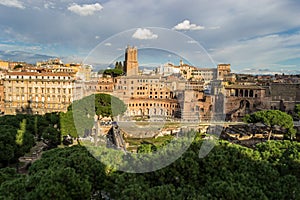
[0,113,61,167]
[115,61,123,70]
[103,68,123,77]
[1,139,300,199]
[295,104,300,120]
[244,110,296,140]
[60,93,126,137]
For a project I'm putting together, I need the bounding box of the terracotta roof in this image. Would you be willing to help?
[6,71,74,76]
[225,85,265,89]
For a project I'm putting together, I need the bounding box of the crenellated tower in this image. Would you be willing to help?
[124,46,139,76]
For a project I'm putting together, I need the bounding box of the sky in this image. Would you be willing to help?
[1,0,300,74]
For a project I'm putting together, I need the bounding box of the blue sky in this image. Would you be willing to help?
[1,0,300,74]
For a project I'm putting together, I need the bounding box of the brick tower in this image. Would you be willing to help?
[124,46,139,76]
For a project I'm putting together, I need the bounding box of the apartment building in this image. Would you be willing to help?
[3,71,75,114]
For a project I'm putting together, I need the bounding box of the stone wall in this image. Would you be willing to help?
[269,83,300,112]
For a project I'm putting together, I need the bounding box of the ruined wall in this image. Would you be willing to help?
[269,83,300,112]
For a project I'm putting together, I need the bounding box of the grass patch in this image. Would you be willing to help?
[125,135,173,147]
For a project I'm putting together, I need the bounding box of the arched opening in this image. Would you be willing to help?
[245,101,250,109]
[245,90,249,97]
[239,100,251,109]
[249,90,254,97]
[235,89,239,97]
[240,89,244,97]
[279,100,286,112]
[138,109,142,116]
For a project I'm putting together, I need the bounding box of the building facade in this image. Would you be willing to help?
[3,71,75,115]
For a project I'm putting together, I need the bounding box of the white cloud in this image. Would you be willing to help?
[104,42,112,46]
[0,0,25,9]
[44,2,55,9]
[211,31,300,71]
[187,40,198,44]
[68,3,103,16]
[208,26,221,30]
[132,28,158,40]
[95,36,100,39]
[173,20,205,31]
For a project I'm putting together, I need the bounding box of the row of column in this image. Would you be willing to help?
[235,89,255,98]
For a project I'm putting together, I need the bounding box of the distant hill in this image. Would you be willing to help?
[0,50,54,64]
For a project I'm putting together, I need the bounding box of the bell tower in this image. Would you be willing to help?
[124,45,139,76]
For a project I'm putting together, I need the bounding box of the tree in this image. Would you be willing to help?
[295,104,300,120]
[244,110,296,140]
[26,168,91,200]
[94,93,127,117]
[103,68,123,77]
[115,61,123,70]
[137,143,157,153]
[0,126,17,166]
[13,64,23,70]
[0,176,27,199]
[60,111,78,138]
[42,127,61,149]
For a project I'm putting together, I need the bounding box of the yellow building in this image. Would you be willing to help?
[113,75,180,119]
[3,71,75,115]
[0,60,9,70]
[0,72,4,113]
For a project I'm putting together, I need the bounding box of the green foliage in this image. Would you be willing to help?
[42,127,61,149]
[0,146,107,199]
[115,61,123,70]
[244,110,296,139]
[0,176,27,199]
[1,131,300,199]
[13,64,23,69]
[137,143,157,153]
[0,113,61,167]
[16,119,26,146]
[62,93,125,137]
[0,167,20,185]
[103,68,123,77]
[70,93,126,118]
[26,168,91,200]
[59,111,77,138]
[0,126,18,166]
[295,104,300,119]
